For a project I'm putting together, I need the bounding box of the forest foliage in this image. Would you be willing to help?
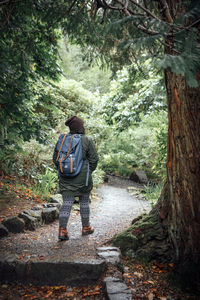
[1,36,167,199]
[0,0,199,199]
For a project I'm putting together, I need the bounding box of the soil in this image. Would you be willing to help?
[0,176,45,223]
[0,192,42,223]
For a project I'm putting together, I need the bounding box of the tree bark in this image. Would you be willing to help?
[159,70,200,264]
[157,0,200,265]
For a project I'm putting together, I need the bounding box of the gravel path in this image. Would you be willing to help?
[0,182,151,262]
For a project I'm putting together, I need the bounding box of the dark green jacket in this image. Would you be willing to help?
[53,134,98,196]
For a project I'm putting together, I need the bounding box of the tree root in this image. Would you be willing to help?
[112,210,173,263]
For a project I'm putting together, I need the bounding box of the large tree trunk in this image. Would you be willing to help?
[158,0,200,265]
[112,0,200,290]
[159,71,200,264]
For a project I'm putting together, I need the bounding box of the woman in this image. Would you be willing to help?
[53,116,99,241]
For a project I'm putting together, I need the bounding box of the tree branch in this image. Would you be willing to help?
[186,18,200,30]
[113,0,159,35]
[135,22,159,35]
[129,0,161,21]
[159,0,173,23]
[50,0,78,28]
[0,0,11,5]
[102,0,123,11]
[0,0,22,6]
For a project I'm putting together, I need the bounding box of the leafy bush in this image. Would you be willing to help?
[102,63,167,130]
[9,140,54,179]
[92,168,105,187]
[33,168,58,199]
[98,111,168,181]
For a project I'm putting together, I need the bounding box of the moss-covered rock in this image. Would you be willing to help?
[112,231,138,254]
[112,212,172,262]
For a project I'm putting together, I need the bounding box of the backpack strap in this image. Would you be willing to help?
[85,161,90,186]
[59,155,64,173]
[56,134,67,162]
[66,135,75,159]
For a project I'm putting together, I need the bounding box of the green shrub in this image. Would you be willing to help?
[98,111,168,181]
[10,140,54,179]
[33,168,57,199]
[92,168,105,187]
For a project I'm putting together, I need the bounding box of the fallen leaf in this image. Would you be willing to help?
[124,273,132,278]
[44,291,53,298]
[148,292,154,300]
[148,280,154,284]
[54,285,64,289]
[90,291,101,295]
[94,285,101,290]
[64,292,76,297]
[17,256,24,260]
[134,272,143,278]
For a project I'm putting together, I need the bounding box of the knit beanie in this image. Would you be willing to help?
[65,116,85,134]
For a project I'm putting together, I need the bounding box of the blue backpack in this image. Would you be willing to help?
[56,134,84,178]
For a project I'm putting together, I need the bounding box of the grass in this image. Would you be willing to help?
[142,183,163,206]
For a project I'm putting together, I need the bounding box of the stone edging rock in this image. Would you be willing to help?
[97,246,133,300]
[103,277,132,300]
[0,194,63,239]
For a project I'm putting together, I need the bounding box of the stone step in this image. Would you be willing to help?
[0,255,106,286]
[0,248,133,298]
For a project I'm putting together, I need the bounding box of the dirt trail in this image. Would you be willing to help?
[0,181,151,262]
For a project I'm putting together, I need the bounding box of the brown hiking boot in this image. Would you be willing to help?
[58,228,69,241]
[82,226,94,236]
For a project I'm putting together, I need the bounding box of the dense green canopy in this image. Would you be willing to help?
[0,0,199,149]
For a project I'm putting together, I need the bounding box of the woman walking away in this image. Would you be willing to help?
[53,116,99,241]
